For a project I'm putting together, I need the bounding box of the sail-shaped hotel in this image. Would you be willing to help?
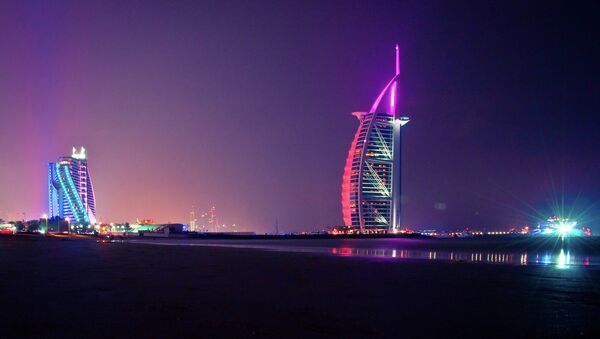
[342,45,409,233]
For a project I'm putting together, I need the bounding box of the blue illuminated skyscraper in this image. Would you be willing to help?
[48,147,97,224]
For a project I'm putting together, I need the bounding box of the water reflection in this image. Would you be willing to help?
[330,247,591,267]
[129,239,595,268]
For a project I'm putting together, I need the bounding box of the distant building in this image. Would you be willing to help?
[342,45,410,233]
[48,147,97,224]
[533,216,591,236]
[134,223,185,233]
[189,209,197,232]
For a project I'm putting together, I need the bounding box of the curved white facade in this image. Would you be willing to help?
[341,46,409,232]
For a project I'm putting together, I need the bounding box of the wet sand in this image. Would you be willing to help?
[1,235,599,338]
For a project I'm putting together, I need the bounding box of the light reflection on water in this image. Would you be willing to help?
[129,239,595,268]
[330,247,591,268]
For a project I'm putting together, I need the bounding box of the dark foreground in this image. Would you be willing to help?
[1,235,599,338]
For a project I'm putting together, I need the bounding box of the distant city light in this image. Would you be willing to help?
[557,221,576,236]
[537,217,585,237]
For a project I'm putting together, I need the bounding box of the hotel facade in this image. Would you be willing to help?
[48,147,97,224]
[342,45,409,233]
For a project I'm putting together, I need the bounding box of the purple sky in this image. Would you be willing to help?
[1,1,599,232]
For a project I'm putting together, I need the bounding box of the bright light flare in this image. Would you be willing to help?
[557,221,576,236]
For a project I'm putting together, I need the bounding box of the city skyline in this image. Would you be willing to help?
[0,1,599,232]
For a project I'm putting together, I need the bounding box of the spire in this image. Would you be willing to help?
[395,44,400,76]
[369,44,401,114]
[390,44,399,116]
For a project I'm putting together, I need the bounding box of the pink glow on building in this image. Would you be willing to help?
[369,73,401,115]
[341,112,364,226]
[390,44,400,115]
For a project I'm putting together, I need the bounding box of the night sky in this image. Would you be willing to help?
[0,1,599,232]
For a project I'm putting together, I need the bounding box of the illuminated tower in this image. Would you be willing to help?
[48,147,97,224]
[341,45,410,233]
[189,208,197,232]
[208,206,217,232]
